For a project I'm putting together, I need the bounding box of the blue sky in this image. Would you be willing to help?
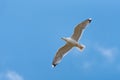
[0,0,120,80]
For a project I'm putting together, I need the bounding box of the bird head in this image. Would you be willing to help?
[61,37,67,41]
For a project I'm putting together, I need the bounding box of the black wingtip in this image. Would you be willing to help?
[88,18,92,23]
[52,64,57,68]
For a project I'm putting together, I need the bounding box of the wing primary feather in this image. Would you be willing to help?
[71,18,92,41]
[52,43,73,67]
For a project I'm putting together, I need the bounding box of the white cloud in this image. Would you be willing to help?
[82,61,93,70]
[96,46,118,63]
[0,70,24,80]
[6,71,24,80]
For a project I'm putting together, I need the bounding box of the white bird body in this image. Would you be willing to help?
[61,37,85,50]
[52,18,92,67]
[62,37,78,45]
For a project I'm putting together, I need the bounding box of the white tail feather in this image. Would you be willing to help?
[76,44,85,52]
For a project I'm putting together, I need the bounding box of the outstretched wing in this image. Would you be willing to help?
[52,43,73,67]
[71,18,92,41]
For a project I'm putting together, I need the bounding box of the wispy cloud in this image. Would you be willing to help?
[69,41,119,72]
[82,61,93,70]
[96,45,118,63]
[0,70,24,80]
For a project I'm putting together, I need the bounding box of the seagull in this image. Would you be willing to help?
[52,18,92,67]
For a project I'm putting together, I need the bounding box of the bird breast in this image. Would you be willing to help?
[66,38,78,46]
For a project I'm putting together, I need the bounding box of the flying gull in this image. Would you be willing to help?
[52,18,92,67]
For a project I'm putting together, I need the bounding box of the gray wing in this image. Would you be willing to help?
[71,18,92,41]
[52,43,73,67]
